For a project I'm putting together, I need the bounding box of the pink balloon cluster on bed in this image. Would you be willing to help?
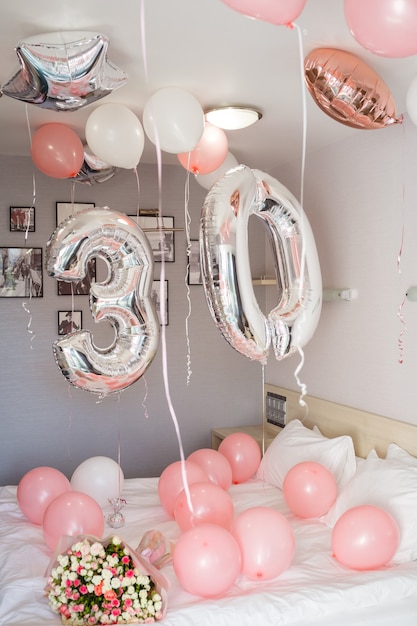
[16,456,124,551]
[157,432,400,598]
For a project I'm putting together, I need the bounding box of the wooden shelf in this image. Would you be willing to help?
[252,278,276,285]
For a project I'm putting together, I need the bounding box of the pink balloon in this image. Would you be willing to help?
[42,491,104,551]
[232,507,295,580]
[158,460,209,518]
[344,0,417,58]
[173,524,241,597]
[332,505,400,570]
[177,123,228,175]
[187,448,233,490]
[31,123,84,178]
[221,0,307,26]
[218,432,261,484]
[174,481,235,531]
[17,466,72,525]
[283,461,337,518]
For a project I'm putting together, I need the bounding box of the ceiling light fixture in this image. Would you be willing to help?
[205,105,262,130]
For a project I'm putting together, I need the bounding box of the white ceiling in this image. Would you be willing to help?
[1,0,416,174]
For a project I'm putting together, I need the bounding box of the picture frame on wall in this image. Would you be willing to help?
[151,279,169,326]
[129,213,175,262]
[57,258,96,296]
[10,206,35,232]
[58,310,82,336]
[0,247,43,297]
[56,202,95,226]
[188,239,203,285]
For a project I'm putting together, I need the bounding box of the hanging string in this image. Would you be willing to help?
[70,179,76,205]
[133,166,141,218]
[293,22,309,405]
[66,383,74,458]
[183,163,193,385]
[294,346,308,410]
[117,399,123,499]
[22,104,37,344]
[140,0,149,83]
[397,120,407,364]
[155,135,194,514]
[24,104,37,224]
[21,298,35,348]
[24,206,34,244]
[293,23,307,210]
[141,375,150,419]
[108,397,127,528]
[139,0,193,514]
[397,296,406,365]
[261,363,266,457]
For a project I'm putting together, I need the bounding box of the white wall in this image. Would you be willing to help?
[265,116,417,426]
[0,158,266,485]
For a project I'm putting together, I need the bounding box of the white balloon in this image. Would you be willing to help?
[143,87,204,154]
[406,75,417,127]
[71,456,124,507]
[195,151,239,190]
[86,104,144,169]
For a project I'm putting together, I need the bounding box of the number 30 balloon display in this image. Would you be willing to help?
[46,208,160,396]
[200,165,322,363]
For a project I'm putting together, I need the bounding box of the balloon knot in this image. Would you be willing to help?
[286,22,294,30]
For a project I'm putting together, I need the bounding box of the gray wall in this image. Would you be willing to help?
[265,116,417,426]
[0,157,266,485]
[6,115,414,488]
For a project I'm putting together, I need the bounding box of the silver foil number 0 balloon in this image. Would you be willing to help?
[46,207,160,396]
[200,165,322,363]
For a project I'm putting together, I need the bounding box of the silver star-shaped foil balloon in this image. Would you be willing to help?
[73,146,119,185]
[1,31,128,111]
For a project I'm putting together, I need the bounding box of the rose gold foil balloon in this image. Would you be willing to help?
[304,48,402,130]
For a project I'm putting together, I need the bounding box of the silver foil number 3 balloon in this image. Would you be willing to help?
[46,207,160,396]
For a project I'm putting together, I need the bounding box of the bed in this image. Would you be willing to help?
[2,385,417,626]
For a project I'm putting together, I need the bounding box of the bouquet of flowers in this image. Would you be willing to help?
[45,535,169,625]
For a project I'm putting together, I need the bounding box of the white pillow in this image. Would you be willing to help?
[386,442,417,466]
[323,452,417,563]
[256,419,356,489]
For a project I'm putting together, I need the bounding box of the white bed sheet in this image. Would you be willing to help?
[1,477,417,626]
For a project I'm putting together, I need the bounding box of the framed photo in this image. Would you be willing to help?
[0,247,43,297]
[151,280,169,326]
[10,206,35,232]
[188,239,203,285]
[58,310,82,336]
[56,202,95,226]
[57,258,96,296]
[130,214,175,262]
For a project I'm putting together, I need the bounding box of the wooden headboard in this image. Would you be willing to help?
[264,384,417,459]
